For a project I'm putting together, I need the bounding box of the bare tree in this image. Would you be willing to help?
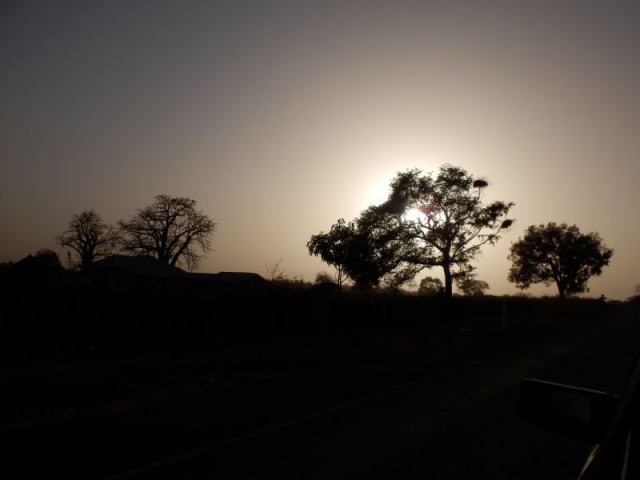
[117,194,216,271]
[265,258,286,282]
[55,209,116,268]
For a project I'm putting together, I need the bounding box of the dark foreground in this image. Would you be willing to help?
[3,303,638,479]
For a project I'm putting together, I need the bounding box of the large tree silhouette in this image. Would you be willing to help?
[309,164,514,296]
[55,209,115,268]
[508,222,613,300]
[377,164,514,297]
[307,209,417,291]
[117,194,216,271]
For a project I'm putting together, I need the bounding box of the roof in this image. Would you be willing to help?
[83,255,190,278]
[83,256,269,285]
[188,271,269,284]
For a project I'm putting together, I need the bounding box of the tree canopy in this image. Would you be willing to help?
[456,277,490,296]
[379,165,514,297]
[307,218,355,289]
[507,222,613,300]
[309,164,514,296]
[117,194,216,271]
[307,205,419,290]
[418,276,444,296]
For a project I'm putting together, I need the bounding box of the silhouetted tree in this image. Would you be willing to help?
[307,219,357,289]
[507,222,613,300]
[311,272,340,294]
[418,276,443,296]
[9,249,65,283]
[457,277,490,296]
[314,271,335,284]
[309,165,513,296]
[265,258,286,282]
[55,209,116,268]
[117,194,216,271]
[310,201,431,291]
[373,164,514,298]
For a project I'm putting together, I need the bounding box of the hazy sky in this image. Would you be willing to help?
[2,1,639,300]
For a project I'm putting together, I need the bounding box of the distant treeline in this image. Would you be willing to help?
[0,271,615,362]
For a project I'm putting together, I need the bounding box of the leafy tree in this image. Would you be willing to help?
[457,277,490,296]
[313,208,416,291]
[55,209,116,268]
[117,194,216,271]
[311,272,341,294]
[7,249,65,283]
[418,276,443,296]
[31,249,64,269]
[374,164,514,298]
[307,219,355,288]
[314,271,335,284]
[308,165,514,296]
[507,222,613,300]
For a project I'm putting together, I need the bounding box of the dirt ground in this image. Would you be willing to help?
[0,309,601,479]
[1,313,526,431]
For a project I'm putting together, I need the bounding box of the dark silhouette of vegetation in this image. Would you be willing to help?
[628,284,640,304]
[508,222,613,300]
[309,164,514,297]
[418,276,444,296]
[307,219,355,289]
[379,165,513,298]
[314,271,336,284]
[0,266,614,361]
[6,249,66,285]
[55,209,116,268]
[117,194,216,271]
[265,258,287,282]
[457,277,490,296]
[341,208,416,290]
[264,258,307,288]
[310,207,419,291]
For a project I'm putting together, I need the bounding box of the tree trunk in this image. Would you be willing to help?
[443,263,453,299]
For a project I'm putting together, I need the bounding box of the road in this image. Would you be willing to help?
[104,305,640,480]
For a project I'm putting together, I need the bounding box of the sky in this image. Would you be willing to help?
[2,1,639,300]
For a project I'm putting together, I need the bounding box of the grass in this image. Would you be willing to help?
[1,293,615,433]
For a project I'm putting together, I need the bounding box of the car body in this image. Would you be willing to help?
[518,349,640,479]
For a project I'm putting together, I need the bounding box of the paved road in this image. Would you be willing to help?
[106,306,640,480]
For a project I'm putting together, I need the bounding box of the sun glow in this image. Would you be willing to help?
[403,203,445,224]
[403,208,424,222]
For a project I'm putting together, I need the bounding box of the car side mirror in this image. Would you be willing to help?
[518,378,620,444]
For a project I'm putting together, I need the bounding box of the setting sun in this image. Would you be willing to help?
[403,208,425,223]
[1,1,638,300]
